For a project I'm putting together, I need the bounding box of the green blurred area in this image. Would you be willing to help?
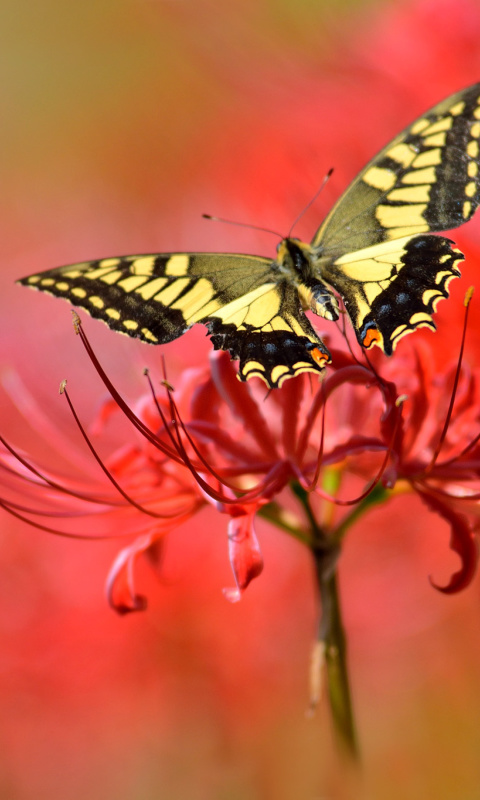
[1,1,212,204]
[0,0,378,200]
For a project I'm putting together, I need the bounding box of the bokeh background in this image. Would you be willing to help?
[2,0,480,797]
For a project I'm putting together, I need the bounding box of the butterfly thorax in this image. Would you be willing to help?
[276,237,339,322]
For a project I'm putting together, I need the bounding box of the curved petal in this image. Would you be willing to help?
[223,509,264,603]
[105,533,160,614]
[297,364,381,460]
[420,489,478,593]
[210,351,279,460]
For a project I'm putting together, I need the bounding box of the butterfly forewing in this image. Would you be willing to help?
[19,251,329,388]
[311,83,480,354]
[20,252,274,344]
[313,83,480,256]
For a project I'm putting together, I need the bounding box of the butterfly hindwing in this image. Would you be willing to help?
[321,234,464,353]
[205,281,330,387]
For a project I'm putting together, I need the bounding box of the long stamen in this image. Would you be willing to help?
[142,371,234,498]
[424,287,474,474]
[141,369,199,469]
[300,396,404,506]
[0,494,123,539]
[164,383,281,504]
[0,492,117,518]
[296,364,376,461]
[166,385,253,492]
[302,382,327,491]
[74,316,196,466]
[2,369,98,472]
[61,382,173,519]
[437,429,480,466]
[0,430,125,506]
[129,354,283,506]
[412,481,480,502]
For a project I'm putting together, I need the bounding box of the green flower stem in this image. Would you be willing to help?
[291,482,359,758]
[258,501,312,545]
[263,478,393,757]
[331,483,390,544]
[313,544,358,758]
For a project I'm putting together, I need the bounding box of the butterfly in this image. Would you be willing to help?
[19,83,480,389]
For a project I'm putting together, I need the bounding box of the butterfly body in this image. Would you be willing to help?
[273,238,340,320]
[19,83,480,388]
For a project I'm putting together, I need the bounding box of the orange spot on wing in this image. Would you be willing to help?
[311,347,330,367]
[362,328,383,349]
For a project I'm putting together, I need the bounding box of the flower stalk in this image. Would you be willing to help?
[293,482,358,758]
[315,561,357,758]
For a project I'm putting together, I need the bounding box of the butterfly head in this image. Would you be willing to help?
[276,237,318,277]
[275,237,339,323]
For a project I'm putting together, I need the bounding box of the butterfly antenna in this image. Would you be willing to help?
[202,214,283,240]
[288,168,334,238]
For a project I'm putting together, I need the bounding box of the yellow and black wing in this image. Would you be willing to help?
[18,83,480,386]
[19,253,329,388]
[314,82,480,353]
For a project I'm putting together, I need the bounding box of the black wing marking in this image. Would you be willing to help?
[204,280,330,387]
[322,234,463,353]
[19,252,274,345]
[18,252,330,387]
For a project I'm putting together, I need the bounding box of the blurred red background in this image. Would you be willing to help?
[2,0,480,797]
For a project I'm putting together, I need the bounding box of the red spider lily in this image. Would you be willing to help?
[2,305,480,615]
[76,319,399,612]
[0,314,402,614]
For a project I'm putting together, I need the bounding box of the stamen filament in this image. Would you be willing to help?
[61,384,176,519]
[424,287,473,474]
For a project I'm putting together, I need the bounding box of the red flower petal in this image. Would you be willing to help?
[105,534,157,614]
[210,352,279,460]
[420,490,478,593]
[223,509,264,603]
